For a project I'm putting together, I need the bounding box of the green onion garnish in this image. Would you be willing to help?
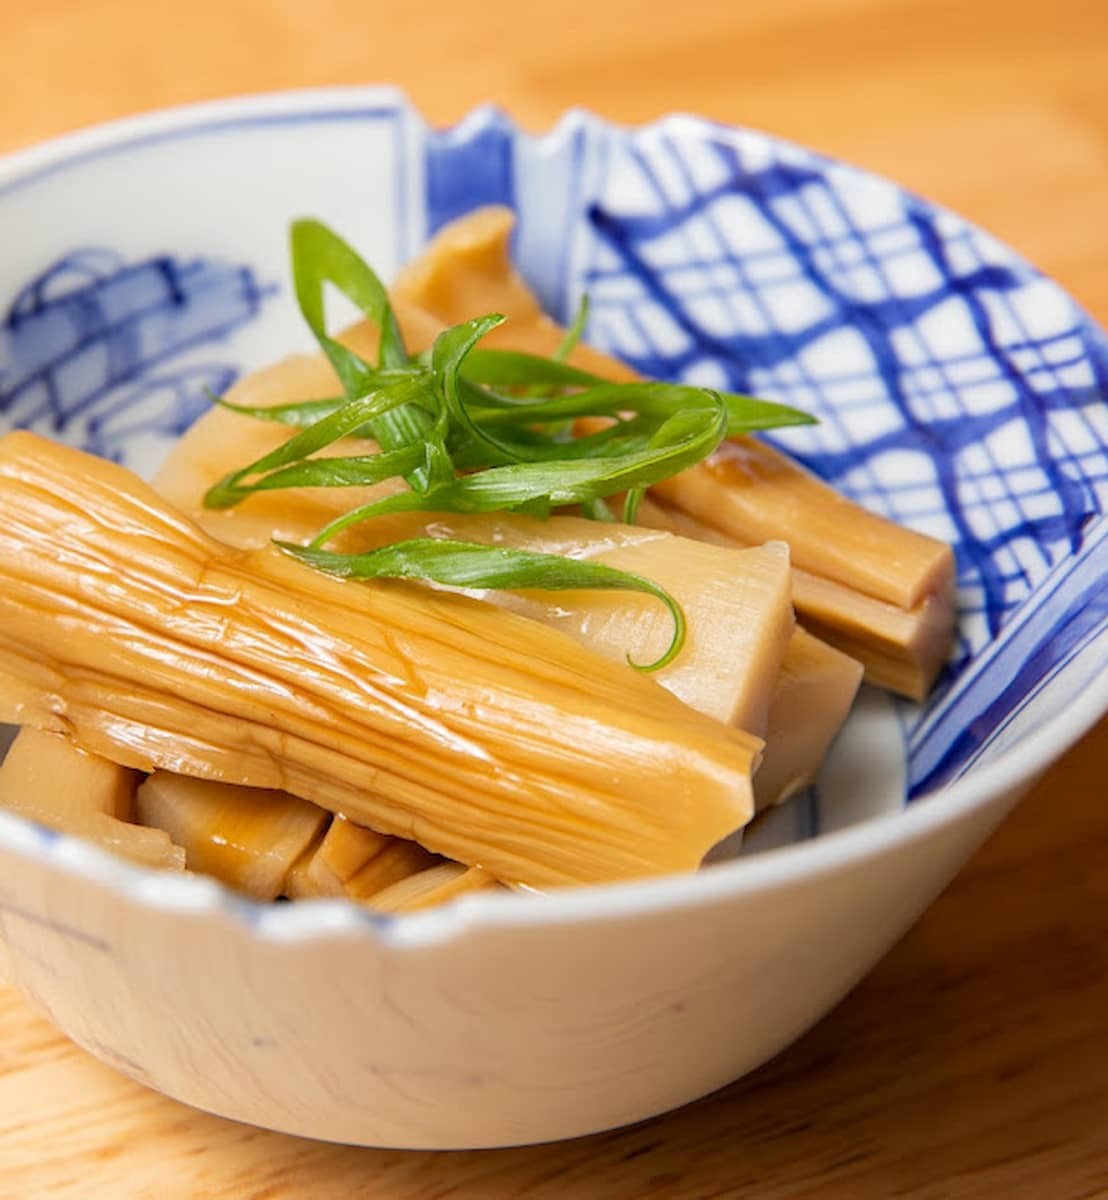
[204,218,816,670]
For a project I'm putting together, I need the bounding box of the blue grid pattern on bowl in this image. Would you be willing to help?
[424,110,1108,794]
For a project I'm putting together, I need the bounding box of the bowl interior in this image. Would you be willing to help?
[1,90,1105,853]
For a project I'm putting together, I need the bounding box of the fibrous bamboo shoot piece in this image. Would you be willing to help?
[391,204,636,379]
[368,863,499,913]
[754,630,864,810]
[392,206,545,333]
[0,432,758,888]
[2,727,135,821]
[85,818,189,871]
[798,596,951,705]
[638,497,951,700]
[394,206,955,699]
[284,812,393,900]
[135,773,329,900]
[285,815,443,905]
[650,438,954,612]
[285,827,328,899]
[399,515,794,734]
[0,728,184,870]
[439,524,793,733]
[345,840,441,902]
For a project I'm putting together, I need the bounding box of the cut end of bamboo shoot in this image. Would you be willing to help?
[638,496,952,701]
[367,863,499,913]
[754,630,864,809]
[0,727,138,822]
[135,773,329,901]
[285,812,394,899]
[653,437,956,614]
[0,728,185,871]
[345,840,441,902]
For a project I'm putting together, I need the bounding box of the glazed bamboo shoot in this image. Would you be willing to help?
[319,522,794,732]
[391,206,634,381]
[153,353,407,535]
[283,515,795,733]
[638,496,951,699]
[344,840,441,902]
[2,727,135,821]
[650,438,953,611]
[285,812,394,900]
[0,729,185,870]
[368,863,498,913]
[755,630,864,809]
[452,519,794,734]
[0,432,758,888]
[135,773,329,900]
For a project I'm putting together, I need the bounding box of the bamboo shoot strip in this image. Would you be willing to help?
[637,497,953,700]
[754,630,864,810]
[0,432,758,889]
[368,863,499,913]
[0,730,186,871]
[135,774,328,900]
[285,813,394,900]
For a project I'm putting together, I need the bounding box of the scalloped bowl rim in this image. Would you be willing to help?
[0,85,1104,949]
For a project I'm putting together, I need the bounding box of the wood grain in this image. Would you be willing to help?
[1,0,1106,1195]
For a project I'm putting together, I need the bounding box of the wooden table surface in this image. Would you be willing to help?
[2,1,1106,1196]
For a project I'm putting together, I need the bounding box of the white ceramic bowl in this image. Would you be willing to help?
[0,88,1105,1149]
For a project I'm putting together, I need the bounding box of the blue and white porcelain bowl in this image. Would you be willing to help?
[0,88,1105,1148]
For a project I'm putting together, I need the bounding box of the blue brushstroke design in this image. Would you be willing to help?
[584,173,1100,649]
[426,117,515,237]
[911,210,1092,556]
[1,247,273,455]
[909,514,1107,793]
[81,363,240,462]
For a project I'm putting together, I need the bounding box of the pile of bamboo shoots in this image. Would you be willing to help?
[0,207,955,910]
